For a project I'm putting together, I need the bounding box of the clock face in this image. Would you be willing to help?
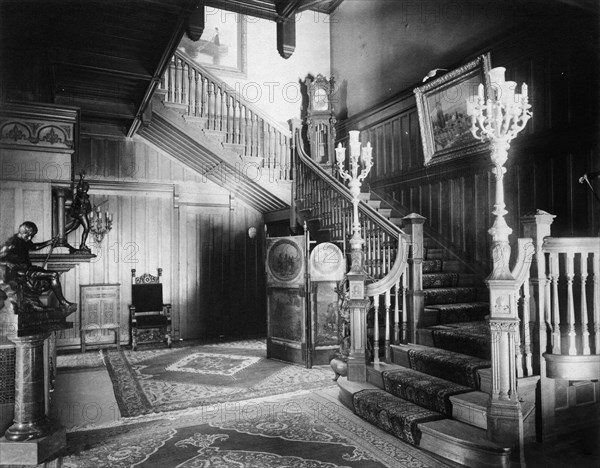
[312,87,329,111]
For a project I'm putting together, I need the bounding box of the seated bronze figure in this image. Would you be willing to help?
[0,221,76,317]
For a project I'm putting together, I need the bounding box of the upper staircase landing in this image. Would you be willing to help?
[138,51,292,213]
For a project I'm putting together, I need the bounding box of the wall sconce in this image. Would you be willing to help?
[90,205,113,243]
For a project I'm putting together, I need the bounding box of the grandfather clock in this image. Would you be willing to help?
[305,75,336,174]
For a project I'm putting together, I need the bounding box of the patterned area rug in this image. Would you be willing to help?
[56,390,448,468]
[352,389,445,446]
[382,367,472,416]
[103,340,336,417]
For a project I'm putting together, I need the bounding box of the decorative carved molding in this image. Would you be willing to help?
[0,103,78,153]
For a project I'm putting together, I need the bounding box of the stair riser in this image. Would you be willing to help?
[419,426,510,468]
[450,395,488,429]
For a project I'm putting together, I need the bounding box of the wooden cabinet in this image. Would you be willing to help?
[80,284,121,352]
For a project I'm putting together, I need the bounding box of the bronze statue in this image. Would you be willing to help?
[0,221,76,316]
[65,172,92,253]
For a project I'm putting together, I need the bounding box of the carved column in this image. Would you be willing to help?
[521,210,556,442]
[403,213,425,344]
[52,187,70,248]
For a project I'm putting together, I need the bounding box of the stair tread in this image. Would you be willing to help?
[393,343,491,389]
[353,388,446,446]
[426,301,489,310]
[449,390,489,407]
[380,364,473,416]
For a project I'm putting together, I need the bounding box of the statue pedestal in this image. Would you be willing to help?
[0,425,66,465]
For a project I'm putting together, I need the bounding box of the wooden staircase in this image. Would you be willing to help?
[293,131,517,466]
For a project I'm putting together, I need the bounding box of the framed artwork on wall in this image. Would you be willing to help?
[414,53,492,165]
[178,7,247,76]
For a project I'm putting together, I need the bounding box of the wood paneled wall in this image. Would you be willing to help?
[339,21,599,272]
[1,135,267,348]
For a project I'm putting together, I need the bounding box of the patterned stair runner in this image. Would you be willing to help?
[424,287,479,306]
[382,367,472,416]
[352,389,445,446]
[406,346,490,389]
[428,321,490,360]
[427,302,489,325]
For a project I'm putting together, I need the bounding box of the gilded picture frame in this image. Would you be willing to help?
[414,53,492,165]
[178,7,247,76]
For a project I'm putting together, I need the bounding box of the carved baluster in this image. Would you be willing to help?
[248,111,255,156]
[175,57,183,104]
[220,87,226,132]
[402,264,408,343]
[516,289,524,378]
[182,62,189,112]
[200,76,207,118]
[187,65,194,116]
[550,252,561,354]
[254,115,260,158]
[394,277,400,345]
[167,57,177,102]
[385,289,391,362]
[373,297,380,365]
[566,252,577,355]
[594,250,600,354]
[225,94,232,143]
[522,267,533,375]
[193,71,201,117]
[580,252,590,355]
[207,82,214,129]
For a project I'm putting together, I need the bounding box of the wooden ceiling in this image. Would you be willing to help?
[0,0,343,137]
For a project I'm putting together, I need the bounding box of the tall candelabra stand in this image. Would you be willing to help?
[334,130,373,382]
[335,130,373,272]
[467,67,532,456]
[469,67,532,280]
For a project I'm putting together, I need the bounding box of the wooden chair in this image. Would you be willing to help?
[129,268,172,351]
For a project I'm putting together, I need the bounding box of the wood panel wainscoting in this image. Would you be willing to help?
[336,22,599,272]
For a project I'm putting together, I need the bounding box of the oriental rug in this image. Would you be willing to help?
[57,389,449,468]
[103,339,337,417]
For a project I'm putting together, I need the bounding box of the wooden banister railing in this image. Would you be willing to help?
[522,212,600,381]
[542,237,600,357]
[159,50,292,180]
[294,128,410,282]
[294,127,420,369]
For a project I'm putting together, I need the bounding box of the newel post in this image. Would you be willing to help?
[521,209,556,442]
[403,213,425,344]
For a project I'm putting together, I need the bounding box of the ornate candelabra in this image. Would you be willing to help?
[89,205,113,243]
[468,67,531,280]
[468,67,532,453]
[335,130,373,272]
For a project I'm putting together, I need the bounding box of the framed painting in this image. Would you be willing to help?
[414,53,492,165]
[178,7,247,76]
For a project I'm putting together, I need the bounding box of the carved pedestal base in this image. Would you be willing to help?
[487,399,525,466]
[0,425,65,465]
[4,333,50,442]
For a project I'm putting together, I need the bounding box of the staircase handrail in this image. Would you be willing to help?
[172,50,291,138]
[365,233,409,296]
[542,236,600,254]
[295,128,410,242]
